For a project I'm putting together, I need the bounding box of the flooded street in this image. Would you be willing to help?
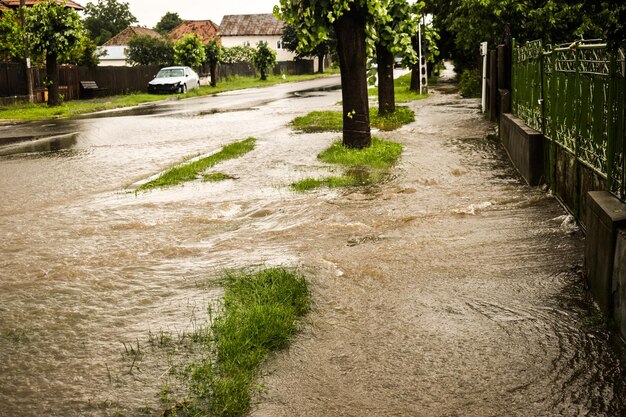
[2,76,626,416]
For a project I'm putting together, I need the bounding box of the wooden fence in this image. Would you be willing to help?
[2,59,316,103]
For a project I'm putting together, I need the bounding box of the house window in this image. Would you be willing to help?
[277,40,282,49]
[243,41,250,47]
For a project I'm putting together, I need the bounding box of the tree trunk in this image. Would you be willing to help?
[410,36,420,92]
[46,53,60,107]
[19,0,33,103]
[376,43,395,115]
[210,61,217,87]
[260,69,267,81]
[317,53,325,73]
[333,6,371,149]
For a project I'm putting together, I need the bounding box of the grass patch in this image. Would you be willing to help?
[292,138,402,192]
[203,172,236,182]
[369,72,428,103]
[318,137,402,169]
[0,71,340,122]
[291,106,414,133]
[186,267,310,417]
[138,137,255,190]
[370,106,415,131]
[291,110,342,133]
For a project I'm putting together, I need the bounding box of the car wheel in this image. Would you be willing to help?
[183,84,187,93]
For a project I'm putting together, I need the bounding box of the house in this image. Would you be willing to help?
[219,14,296,62]
[99,26,164,66]
[168,20,220,44]
[0,0,83,10]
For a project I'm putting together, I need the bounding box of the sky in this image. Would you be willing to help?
[119,0,280,28]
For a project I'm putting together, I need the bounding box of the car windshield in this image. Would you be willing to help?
[156,69,184,78]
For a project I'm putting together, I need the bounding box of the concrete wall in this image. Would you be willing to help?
[499,113,544,185]
[614,229,626,340]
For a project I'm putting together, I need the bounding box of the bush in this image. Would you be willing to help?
[459,68,481,98]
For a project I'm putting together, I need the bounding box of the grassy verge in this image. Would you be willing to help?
[369,72,428,103]
[291,106,414,133]
[292,137,403,192]
[0,71,340,122]
[138,137,255,190]
[185,267,310,416]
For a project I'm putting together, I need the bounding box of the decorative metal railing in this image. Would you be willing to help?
[511,39,625,201]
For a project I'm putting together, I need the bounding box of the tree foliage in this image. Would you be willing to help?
[275,0,391,148]
[154,11,183,35]
[173,34,205,67]
[204,38,223,86]
[83,0,137,45]
[221,45,255,64]
[25,0,84,105]
[0,9,22,61]
[424,0,619,70]
[282,24,335,72]
[127,35,174,66]
[251,41,277,80]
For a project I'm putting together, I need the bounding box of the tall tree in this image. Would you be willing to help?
[276,0,388,149]
[83,0,137,45]
[282,24,335,73]
[173,34,205,67]
[204,38,223,87]
[0,9,22,60]
[374,0,420,115]
[25,0,83,106]
[425,0,589,71]
[127,35,174,66]
[251,41,277,80]
[154,11,183,35]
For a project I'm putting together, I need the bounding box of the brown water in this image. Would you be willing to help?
[1,76,625,416]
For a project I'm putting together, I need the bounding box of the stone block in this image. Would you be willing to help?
[584,191,626,315]
[614,229,626,340]
[499,113,544,185]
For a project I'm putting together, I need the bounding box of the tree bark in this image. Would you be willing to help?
[376,43,395,115]
[19,0,33,103]
[333,6,371,149]
[317,53,325,73]
[210,61,217,87]
[409,36,420,92]
[46,53,60,107]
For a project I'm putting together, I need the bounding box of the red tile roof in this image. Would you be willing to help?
[168,20,219,44]
[219,14,284,36]
[0,0,84,10]
[102,26,164,46]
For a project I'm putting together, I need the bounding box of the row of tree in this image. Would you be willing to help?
[424,0,626,72]
[276,0,431,150]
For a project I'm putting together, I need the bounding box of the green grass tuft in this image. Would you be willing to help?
[292,138,402,192]
[187,268,310,417]
[370,72,428,103]
[203,172,236,182]
[318,137,403,169]
[291,110,343,133]
[138,137,255,190]
[370,106,415,131]
[291,106,414,133]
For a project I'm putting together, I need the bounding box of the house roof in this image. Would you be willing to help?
[168,20,219,44]
[0,0,84,10]
[219,14,284,36]
[102,26,164,46]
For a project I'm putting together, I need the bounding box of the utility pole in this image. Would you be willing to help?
[19,0,34,103]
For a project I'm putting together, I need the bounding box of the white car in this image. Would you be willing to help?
[148,66,200,94]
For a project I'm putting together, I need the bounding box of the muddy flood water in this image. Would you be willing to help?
[1,75,626,417]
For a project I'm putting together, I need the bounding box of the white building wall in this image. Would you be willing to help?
[98,46,129,66]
